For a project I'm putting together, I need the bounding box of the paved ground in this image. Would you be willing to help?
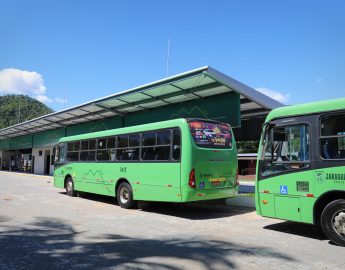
[0,171,344,270]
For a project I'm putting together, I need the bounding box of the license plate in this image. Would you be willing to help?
[211,180,221,186]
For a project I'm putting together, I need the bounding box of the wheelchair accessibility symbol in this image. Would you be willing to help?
[280,185,288,194]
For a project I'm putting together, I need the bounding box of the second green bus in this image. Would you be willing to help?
[54,118,238,208]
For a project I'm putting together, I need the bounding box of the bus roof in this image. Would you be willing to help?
[265,97,345,122]
[58,118,187,143]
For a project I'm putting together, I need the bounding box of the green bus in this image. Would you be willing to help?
[54,118,238,209]
[256,98,345,246]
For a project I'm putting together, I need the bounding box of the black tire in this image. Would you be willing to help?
[321,199,345,246]
[117,182,137,209]
[65,177,77,197]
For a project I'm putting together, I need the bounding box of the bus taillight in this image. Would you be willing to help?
[189,168,196,188]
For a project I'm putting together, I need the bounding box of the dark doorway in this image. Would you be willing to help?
[31,156,35,173]
[45,154,50,175]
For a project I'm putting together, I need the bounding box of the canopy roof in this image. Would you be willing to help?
[0,66,283,139]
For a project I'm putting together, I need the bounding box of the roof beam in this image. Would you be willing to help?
[115,98,151,111]
[140,92,172,105]
[93,103,125,117]
[115,82,221,110]
[170,83,203,99]
[47,115,81,125]
[0,126,27,135]
[241,108,270,118]
[40,119,65,128]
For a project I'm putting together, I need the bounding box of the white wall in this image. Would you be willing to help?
[32,146,54,175]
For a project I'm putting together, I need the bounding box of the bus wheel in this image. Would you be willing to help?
[117,182,137,209]
[321,199,345,246]
[66,177,77,197]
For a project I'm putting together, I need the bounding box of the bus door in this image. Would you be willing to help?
[258,119,313,222]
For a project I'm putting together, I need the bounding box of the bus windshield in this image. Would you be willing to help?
[188,120,232,149]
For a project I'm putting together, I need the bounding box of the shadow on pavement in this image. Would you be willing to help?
[140,202,255,220]
[264,221,327,241]
[58,191,254,220]
[58,191,117,206]
[0,217,295,269]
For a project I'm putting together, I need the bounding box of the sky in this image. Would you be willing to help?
[0,0,344,111]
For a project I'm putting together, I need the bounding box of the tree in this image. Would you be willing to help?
[0,95,53,129]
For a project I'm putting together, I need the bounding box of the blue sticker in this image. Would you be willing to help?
[199,181,205,189]
[280,185,288,194]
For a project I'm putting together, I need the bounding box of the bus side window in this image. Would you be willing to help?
[142,132,156,161]
[59,145,66,163]
[173,128,181,161]
[66,142,79,161]
[320,113,345,160]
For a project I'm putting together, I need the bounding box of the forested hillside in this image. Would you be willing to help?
[0,95,53,129]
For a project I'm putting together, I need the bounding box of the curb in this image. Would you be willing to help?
[0,171,53,180]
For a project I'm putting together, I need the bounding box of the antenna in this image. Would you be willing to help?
[166,38,171,77]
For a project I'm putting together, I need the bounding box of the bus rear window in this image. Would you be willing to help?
[188,121,232,149]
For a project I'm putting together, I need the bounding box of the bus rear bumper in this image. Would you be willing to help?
[182,186,238,203]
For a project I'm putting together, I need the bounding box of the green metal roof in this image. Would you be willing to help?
[0,66,283,140]
[266,97,345,122]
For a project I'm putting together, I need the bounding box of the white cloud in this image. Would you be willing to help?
[256,87,290,104]
[55,97,67,104]
[35,95,52,103]
[0,68,46,95]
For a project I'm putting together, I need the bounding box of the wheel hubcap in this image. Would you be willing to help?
[67,181,72,192]
[333,211,345,236]
[120,187,129,204]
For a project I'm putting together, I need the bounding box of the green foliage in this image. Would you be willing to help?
[236,140,259,153]
[0,95,53,129]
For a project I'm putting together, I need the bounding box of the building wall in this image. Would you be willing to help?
[0,92,243,175]
[32,146,54,175]
[0,150,15,170]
